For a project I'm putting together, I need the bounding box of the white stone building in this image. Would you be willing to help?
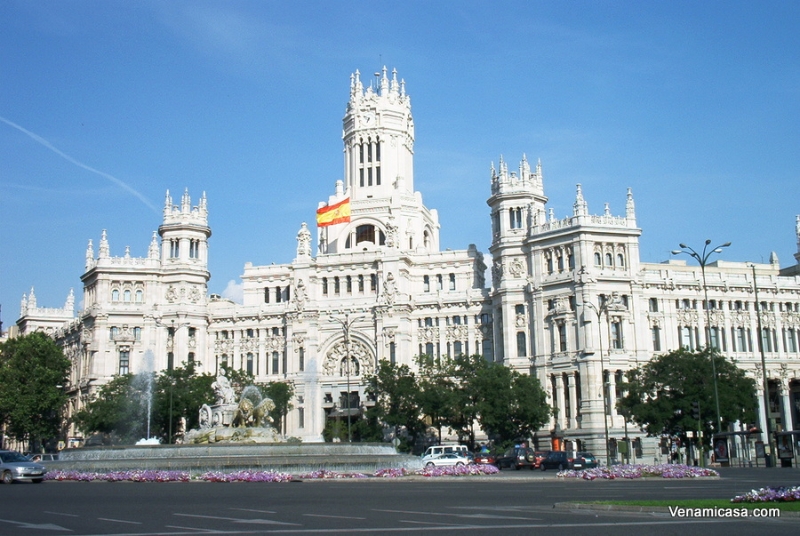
[16,68,800,461]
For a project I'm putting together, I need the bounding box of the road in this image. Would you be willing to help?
[0,468,797,535]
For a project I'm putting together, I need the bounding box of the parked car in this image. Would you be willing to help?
[0,450,47,484]
[574,452,598,469]
[531,451,547,468]
[26,453,59,462]
[422,453,470,468]
[539,450,571,471]
[495,447,536,470]
[473,451,497,466]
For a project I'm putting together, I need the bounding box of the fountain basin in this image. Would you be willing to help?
[50,443,423,474]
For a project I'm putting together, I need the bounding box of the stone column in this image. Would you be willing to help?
[555,374,566,430]
[568,372,578,429]
[781,380,793,432]
[607,372,617,429]
[757,387,769,445]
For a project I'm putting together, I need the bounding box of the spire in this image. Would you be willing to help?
[99,230,110,258]
[20,292,27,316]
[124,246,131,259]
[380,65,388,95]
[28,287,37,309]
[520,154,530,181]
[390,68,399,95]
[164,190,173,217]
[573,184,588,216]
[85,239,94,270]
[626,188,636,221]
[181,188,191,213]
[65,289,75,312]
[148,231,159,259]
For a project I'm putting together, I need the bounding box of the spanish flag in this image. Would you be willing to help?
[316,198,351,227]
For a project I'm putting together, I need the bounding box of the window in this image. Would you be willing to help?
[112,289,120,302]
[264,287,270,303]
[449,273,456,291]
[437,274,443,291]
[246,353,254,375]
[188,352,195,364]
[617,254,625,268]
[611,321,622,349]
[134,327,142,341]
[423,275,430,292]
[119,350,130,375]
[453,341,462,355]
[735,327,748,352]
[272,352,279,374]
[358,274,364,292]
[546,257,554,274]
[509,208,523,229]
[651,326,661,351]
[425,342,434,356]
[649,298,659,312]
[370,274,377,292]
[516,332,527,357]
[557,256,564,271]
[760,328,773,352]
[389,342,396,364]
[709,327,720,349]
[558,324,567,352]
[594,252,602,266]
[298,407,305,429]
[334,277,340,295]
[346,275,352,294]
[135,289,143,303]
[110,326,119,340]
[356,224,376,244]
[299,347,305,372]
[322,278,328,295]
[515,304,525,316]
[605,253,613,266]
[680,327,694,350]
[170,239,179,258]
[220,354,228,371]
[784,328,798,353]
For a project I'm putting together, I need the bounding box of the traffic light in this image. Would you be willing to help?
[691,401,700,421]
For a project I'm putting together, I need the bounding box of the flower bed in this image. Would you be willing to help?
[44,463,499,483]
[558,463,719,480]
[732,486,800,503]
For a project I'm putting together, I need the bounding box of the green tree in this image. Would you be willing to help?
[263,381,295,434]
[152,361,214,443]
[364,360,425,452]
[475,363,550,445]
[448,354,490,448]
[0,332,71,451]
[416,354,459,444]
[72,374,146,444]
[618,347,758,445]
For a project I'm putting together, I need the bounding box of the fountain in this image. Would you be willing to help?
[184,369,282,444]
[55,368,423,474]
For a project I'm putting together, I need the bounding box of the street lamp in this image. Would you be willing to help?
[583,301,611,467]
[154,318,190,444]
[671,240,731,437]
[329,312,364,443]
[750,263,775,468]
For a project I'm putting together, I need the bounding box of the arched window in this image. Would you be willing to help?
[123,289,131,302]
[356,224,375,244]
[135,289,144,303]
[594,253,602,266]
[112,289,120,302]
[605,253,613,266]
[617,253,625,268]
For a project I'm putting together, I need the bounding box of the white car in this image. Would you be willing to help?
[0,450,47,484]
[422,452,470,468]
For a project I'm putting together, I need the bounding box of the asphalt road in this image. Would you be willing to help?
[0,468,798,535]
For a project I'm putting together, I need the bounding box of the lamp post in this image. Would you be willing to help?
[671,240,731,437]
[584,301,611,467]
[750,263,775,468]
[155,318,190,444]
[329,312,364,443]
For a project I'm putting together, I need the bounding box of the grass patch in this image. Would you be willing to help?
[590,499,800,512]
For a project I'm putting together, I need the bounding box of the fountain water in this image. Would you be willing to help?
[56,368,422,474]
[132,350,158,445]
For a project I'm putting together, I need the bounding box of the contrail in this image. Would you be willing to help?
[0,116,158,213]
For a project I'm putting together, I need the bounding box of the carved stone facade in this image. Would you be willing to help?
[16,69,800,456]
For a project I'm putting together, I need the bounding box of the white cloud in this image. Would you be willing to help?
[221,279,243,304]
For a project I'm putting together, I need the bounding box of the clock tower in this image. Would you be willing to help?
[317,68,439,255]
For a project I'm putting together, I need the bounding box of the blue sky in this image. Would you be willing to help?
[1,1,798,323]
